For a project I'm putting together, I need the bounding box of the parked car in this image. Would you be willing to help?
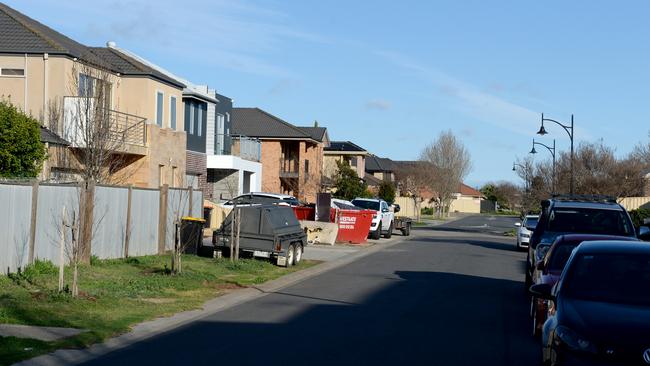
[530,234,639,337]
[220,192,301,208]
[515,215,539,250]
[530,241,650,366]
[208,205,307,267]
[351,198,394,239]
[526,195,637,287]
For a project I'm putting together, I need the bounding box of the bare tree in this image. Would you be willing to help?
[394,161,429,221]
[419,130,472,217]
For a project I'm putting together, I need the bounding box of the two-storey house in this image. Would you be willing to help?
[323,141,368,187]
[231,108,328,203]
[0,4,186,188]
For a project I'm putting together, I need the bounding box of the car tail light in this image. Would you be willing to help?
[275,241,281,251]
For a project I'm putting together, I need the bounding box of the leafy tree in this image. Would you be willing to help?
[333,160,368,200]
[378,181,396,203]
[0,100,46,178]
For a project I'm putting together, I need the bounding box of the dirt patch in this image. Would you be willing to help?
[140,298,177,304]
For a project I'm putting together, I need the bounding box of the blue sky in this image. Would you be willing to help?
[8,0,650,187]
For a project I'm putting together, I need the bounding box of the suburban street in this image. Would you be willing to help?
[80,215,540,366]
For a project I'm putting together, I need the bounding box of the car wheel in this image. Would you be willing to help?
[284,244,295,268]
[532,300,541,338]
[294,244,303,265]
[372,223,382,240]
[384,222,393,238]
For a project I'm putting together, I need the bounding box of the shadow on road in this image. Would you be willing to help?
[81,271,540,366]
[416,236,517,252]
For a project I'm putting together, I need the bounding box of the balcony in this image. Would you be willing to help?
[280,158,299,178]
[228,134,261,162]
[63,96,147,155]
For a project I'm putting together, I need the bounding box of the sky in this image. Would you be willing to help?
[7,0,650,187]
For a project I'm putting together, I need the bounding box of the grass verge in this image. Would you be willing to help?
[0,255,318,365]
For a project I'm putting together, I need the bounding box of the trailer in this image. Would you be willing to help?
[392,204,412,236]
[203,205,308,267]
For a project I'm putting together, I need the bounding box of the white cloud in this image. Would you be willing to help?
[365,99,392,110]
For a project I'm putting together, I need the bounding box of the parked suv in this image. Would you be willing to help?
[526,195,637,287]
[351,198,394,240]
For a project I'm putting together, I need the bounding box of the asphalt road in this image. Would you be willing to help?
[81,215,538,366]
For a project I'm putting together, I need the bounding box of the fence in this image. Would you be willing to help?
[0,182,203,274]
[618,196,650,211]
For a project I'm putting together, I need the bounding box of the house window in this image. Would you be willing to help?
[197,105,202,137]
[216,114,225,154]
[159,164,165,186]
[1,68,25,76]
[350,156,357,167]
[156,91,164,127]
[304,160,309,174]
[78,74,94,97]
[189,103,194,134]
[170,96,177,130]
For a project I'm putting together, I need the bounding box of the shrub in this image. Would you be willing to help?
[629,208,650,228]
[421,207,434,215]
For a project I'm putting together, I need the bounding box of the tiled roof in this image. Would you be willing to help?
[459,183,483,197]
[363,173,383,187]
[365,155,396,172]
[0,3,184,88]
[325,141,366,152]
[88,47,184,88]
[298,126,327,142]
[39,126,69,146]
[232,108,314,140]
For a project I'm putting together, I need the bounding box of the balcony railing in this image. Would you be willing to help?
[63,97,147,150]
[280,158,299,178]
[228,134,261,162]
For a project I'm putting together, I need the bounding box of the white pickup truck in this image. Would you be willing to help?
[351,198,394,239]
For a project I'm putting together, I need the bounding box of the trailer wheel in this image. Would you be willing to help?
[285,244,295,268]
[294,243,303,265]
[405,223,411,236]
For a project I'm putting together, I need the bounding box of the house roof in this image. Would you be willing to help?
[459,183,483,197]
[325,141,367,153]
[39,126,69,146]
[363,173,383,187]
[0,3,98,59]
[0,3,184,88]
[365,155,396,172]
[298,127,327,142]
[88,47,185,88]
[232,108,316,140]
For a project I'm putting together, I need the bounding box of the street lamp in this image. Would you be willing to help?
[538,113,575,194]
[529,139,556,194]
[512,162,530,192]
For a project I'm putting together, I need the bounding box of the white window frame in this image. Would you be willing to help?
[169,95,177,130]
[155,90,164,127]
[197,105,203,137]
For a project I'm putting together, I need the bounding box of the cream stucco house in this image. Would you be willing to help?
[0,3,187,188]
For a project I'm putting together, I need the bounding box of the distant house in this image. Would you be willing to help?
[323,141,368,187]
[364,155,396,191]
[449,183,485,214]
[232,108,328,203]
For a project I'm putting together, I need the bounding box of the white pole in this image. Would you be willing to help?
[58,205,66,292]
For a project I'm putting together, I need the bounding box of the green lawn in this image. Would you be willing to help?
[0,255,318,365]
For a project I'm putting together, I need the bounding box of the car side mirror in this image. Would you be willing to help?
[529,283,554,300]
[393,205,401,213]
[638,226,650,241]
[515,222,522,227]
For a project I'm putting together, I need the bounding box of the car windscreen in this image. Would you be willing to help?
[351,200,380,211]
[546,208,634,237]
[525,218,539,229]
[564,253,650,306]
[547,243,579,271]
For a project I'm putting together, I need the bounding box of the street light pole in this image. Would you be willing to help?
[529,139,556,195]
[512,162,529,192]
[537,113,574,194]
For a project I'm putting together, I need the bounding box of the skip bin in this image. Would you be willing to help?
[180,216,206,254]
[292,206,315,221]
[335,209,374,244]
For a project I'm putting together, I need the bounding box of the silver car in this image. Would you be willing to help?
[515,215,539,250]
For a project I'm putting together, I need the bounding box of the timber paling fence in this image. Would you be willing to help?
[0,182,203,274]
